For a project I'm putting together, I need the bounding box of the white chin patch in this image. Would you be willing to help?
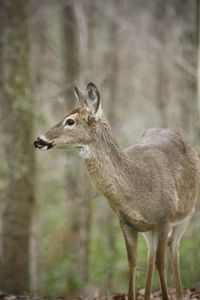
[41,145,49,151]
[79,145,91,159]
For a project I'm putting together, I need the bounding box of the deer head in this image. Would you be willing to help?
[34,82,103,157]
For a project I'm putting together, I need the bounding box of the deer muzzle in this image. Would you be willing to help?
[34,136,54,150]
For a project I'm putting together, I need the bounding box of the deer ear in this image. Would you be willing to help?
[74,86,85,105]
[85,82,101,115]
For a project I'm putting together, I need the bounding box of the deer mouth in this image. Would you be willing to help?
[34,136,54,150]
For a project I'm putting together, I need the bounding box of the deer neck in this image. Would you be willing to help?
[80,121,155,231]
[82,120,136,210]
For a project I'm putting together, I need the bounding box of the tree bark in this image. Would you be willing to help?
[63,2,80,107]
[63,2,92,290]
[153,1,168,127]
[104,1,120,291]
[0,0,35,294]
[197,0,200,125]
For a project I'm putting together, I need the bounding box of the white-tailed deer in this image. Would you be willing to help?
[34,83,200,300]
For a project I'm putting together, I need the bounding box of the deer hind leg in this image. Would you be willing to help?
[155,223,171,300]
[142,231,159,300]
[168,218,190,300]
[120,221,138,300]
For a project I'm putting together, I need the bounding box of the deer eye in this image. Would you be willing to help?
[65,119,75,126]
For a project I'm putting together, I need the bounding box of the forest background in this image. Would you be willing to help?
[0,0,200,298]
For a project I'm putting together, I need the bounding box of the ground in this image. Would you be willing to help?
[1,288,200,300]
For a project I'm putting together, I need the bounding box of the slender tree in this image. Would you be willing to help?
[63,2,92,291]
[63,2,95,290]
[0,0,35,293]
[153,1,168,127]
[197,0,200,117]
[104,0,121,291]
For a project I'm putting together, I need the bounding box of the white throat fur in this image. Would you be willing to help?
[79,145,91,159]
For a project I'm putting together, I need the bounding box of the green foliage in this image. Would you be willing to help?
[179,235,200,287]
[44,252,81,296]
[41,195,82,296]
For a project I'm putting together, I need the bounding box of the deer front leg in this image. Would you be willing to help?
[120,220,138,300]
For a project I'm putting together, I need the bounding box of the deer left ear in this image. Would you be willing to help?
[85,82,101,116]
[74,86,85,105]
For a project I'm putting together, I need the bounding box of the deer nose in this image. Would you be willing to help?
[34,136,53,150]
[34,137,41,148]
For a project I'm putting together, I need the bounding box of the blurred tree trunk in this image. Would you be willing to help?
[154,1,168,127]
[78,170,92,289]
[63,4,80,291]
[63,2,79,103]
[63,2,92,290]
[0,0,35,293]
[78,1,96,289]
[174,0,199,143]
[29,1,63,293]
[197,0,200,125]
[28,1,47,294]
[87,0,96,75]
[104,1,120,292]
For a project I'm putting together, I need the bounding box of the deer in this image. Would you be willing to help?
[34,82,200,300]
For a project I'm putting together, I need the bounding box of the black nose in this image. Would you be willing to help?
[34,137,53,149]
[34,137,40,148]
